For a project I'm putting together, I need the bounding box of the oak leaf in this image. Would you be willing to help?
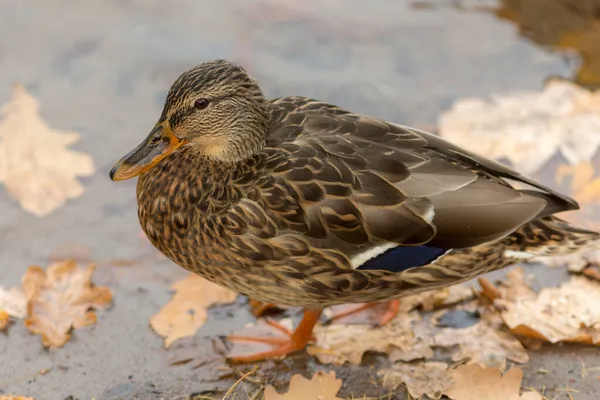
[23,260,112,348]
[443,364,542,400]
[380,361,451,399]
[0,84,95,217]
[264,370,343,400]
[150,274,237,347]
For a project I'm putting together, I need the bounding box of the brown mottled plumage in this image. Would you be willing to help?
[110,59,599,362]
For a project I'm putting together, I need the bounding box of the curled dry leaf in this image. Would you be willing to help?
[0,84,95,217]
[498,276,600,345]
[307,311,433,365]
[264,370,343,400]
[439,79,600,175]
[150,274,237,347]
[380,361,451,399]
[23,260,112,348]
[443,364,542,400]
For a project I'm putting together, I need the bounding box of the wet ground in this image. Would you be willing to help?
[1,0,599,399]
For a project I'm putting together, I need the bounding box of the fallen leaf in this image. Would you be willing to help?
[307,311,433,365]
[150,274,237,347]
[443,364,542,400]
[0,84,95,217]
[0,310,9,330]
[498,276,600,345]
[0,286,27,318]
[0,396,36,400]
[264,370,343,400]
[23,260,112,348]
[434,309,529,369]
[439,80,600,175]
[380,361,451,399]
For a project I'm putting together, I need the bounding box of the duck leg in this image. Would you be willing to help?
[226,309,322,363]
[326,300,401,326]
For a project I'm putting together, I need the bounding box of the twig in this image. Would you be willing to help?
[221,365,259,400]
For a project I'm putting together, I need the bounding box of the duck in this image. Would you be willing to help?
[110,59,599,363]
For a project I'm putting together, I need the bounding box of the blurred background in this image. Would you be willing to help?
[1,0,599,399]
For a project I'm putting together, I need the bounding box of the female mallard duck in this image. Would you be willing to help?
[110,59,598,363]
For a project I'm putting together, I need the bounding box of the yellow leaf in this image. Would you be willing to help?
[150,274,237,347]
[23,260,112,348]
[443,364,542,400]
[264,370,343,400]
[0,84,95,217]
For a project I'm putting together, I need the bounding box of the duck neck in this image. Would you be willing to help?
[137,146,242,219]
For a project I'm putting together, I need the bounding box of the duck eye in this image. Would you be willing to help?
[194,98,210,110]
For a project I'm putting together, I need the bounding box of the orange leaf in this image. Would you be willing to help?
[0,396,36,400]
[150,274,237,347]
[264,370,343,400]
[0,85,95,217]
[23,260,112,348]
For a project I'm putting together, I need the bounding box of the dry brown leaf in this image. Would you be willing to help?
[443,364,542,400]
[23,260,112,348]
[439,80,600,176]
[0,84,95,217]
[434,312,529,369]
[380,361,452,399]
[150,274,237,347]
[264,370,343,400]
[498,276,600,345]
[307,311,433,365]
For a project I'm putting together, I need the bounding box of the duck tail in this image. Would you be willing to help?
[505,216,600,258]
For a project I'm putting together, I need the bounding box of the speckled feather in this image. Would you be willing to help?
[135,63,598,308]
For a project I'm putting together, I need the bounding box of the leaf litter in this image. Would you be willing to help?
[0,84,95,217]
[23,259,112,348]
[150,273,237,347]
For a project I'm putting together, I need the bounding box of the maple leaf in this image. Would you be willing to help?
[23,260,112,348]
[0,84,95,217]
[443,364,542,400]
[264,370,343,400]
[307,311,433,365]
[150,274,237,347]
[380,361,452,399]
[439,80,600,175]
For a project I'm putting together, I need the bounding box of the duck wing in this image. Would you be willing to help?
[261,96,578,251]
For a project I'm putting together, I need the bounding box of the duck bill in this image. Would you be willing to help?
[110,122,185,181]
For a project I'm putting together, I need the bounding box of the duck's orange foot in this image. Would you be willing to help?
[226,309,322,364]
[325,299,401,326]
